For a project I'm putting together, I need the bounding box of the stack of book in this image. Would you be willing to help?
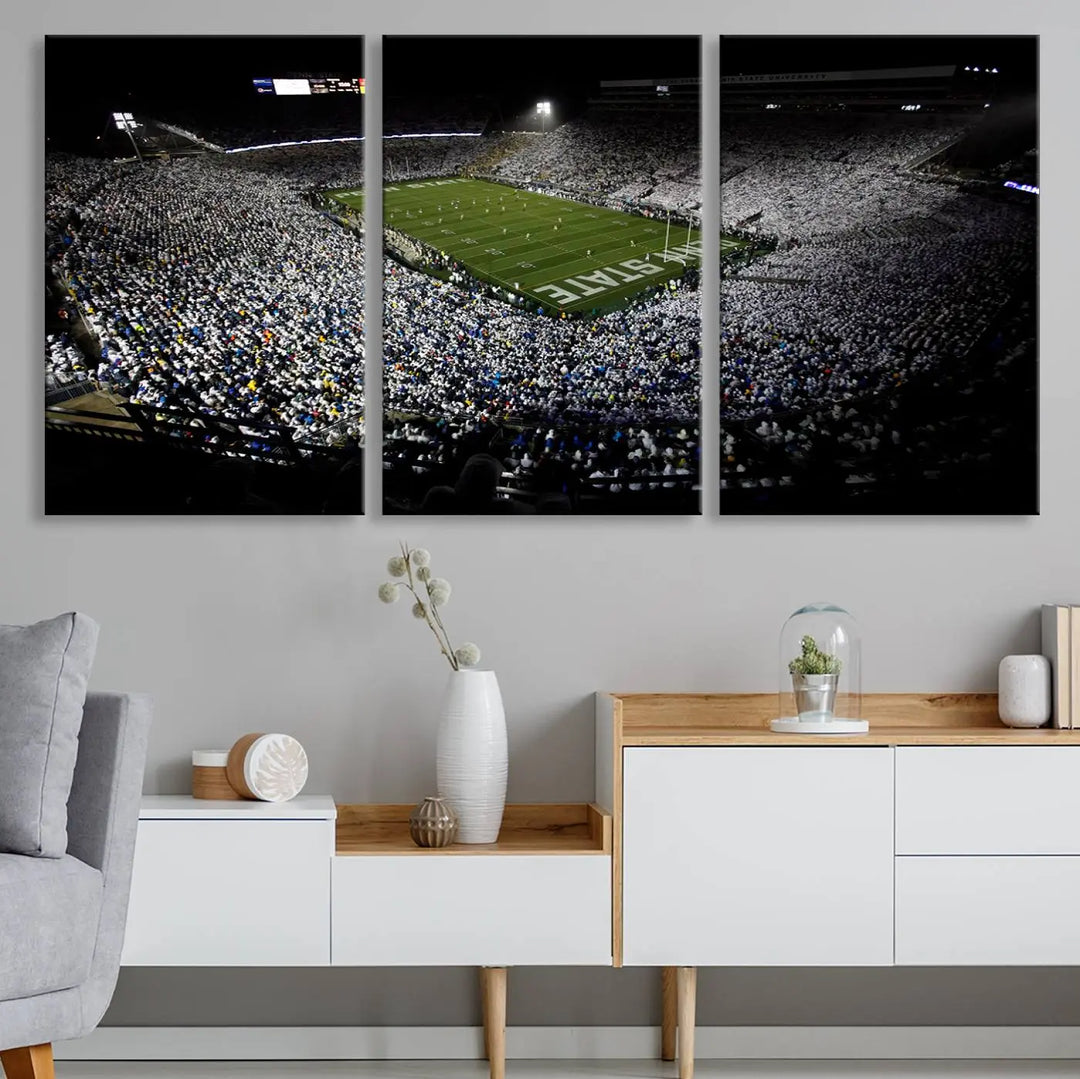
[1042,604,1080,727]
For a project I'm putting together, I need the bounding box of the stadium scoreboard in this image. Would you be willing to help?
[253,76,365,96]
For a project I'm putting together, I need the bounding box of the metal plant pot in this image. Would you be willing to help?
[792,672,839,719]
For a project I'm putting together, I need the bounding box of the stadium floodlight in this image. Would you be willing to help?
[973,67,980,72]
[112,110,143,161]
[536,100,552,134]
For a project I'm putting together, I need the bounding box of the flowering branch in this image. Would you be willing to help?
[377,542,482,671]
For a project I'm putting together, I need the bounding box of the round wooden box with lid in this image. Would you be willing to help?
[191,750,242,800]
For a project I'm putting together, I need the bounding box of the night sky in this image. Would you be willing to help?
[383,35,700,123]
[45,36,364,149]
[722,36,1037,94]
[45,34,1036,150]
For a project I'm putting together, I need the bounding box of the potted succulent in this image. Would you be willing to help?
[788,634,843,720]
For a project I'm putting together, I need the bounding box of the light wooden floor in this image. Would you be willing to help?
[51,1062,1080,1078]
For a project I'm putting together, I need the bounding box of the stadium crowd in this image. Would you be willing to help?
[383,255,700,506]
[45,150,366,445]
[719,111,1036,494]
[383,136,495,184]
[490,114,701,214]
[48,114,705,505]
[45,332,91,391]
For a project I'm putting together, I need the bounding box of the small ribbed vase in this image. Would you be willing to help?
[409,796,458,848]
[435,669,507,844]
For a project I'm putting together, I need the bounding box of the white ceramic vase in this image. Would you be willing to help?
[435,669,507,843]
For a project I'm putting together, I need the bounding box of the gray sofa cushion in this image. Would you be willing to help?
[0,853,103,1001]
[0,613,100,856]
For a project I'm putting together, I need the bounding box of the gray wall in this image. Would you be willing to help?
[14,0,1078,1029]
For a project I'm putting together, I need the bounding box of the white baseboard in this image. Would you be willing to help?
[54,1026,1080,1061]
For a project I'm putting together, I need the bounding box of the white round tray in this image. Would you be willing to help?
[770,717,869,735]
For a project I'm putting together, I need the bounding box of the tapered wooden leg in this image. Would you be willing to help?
[1,1043,55,1079]
[479,966,491,1060]
[676,966,697,1079]
[661,966,678,1061]
[479,966,507,1079]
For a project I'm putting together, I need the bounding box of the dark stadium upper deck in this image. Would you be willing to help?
[720,64,1003,112]
[591,76,700,113]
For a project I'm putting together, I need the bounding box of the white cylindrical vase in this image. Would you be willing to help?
[998,654,1052,728]
[436,669,507,844]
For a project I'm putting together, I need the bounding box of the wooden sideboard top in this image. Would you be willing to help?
[600,693,1080,746]
[335,802,612,856]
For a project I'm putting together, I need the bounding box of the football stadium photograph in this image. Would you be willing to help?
[375,35,703,515]
[45,36,366,514]
[720,36,1038,515]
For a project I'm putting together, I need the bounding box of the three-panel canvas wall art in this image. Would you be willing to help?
[44,35,1037,516]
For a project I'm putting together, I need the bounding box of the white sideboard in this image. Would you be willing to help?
[121,797,611,1079]
[124,798,610,969]
[620,743,1080,969]
[119,696,1080,1079]
[597,692,1080,1079]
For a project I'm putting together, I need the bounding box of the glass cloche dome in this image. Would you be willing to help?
[773,603,866,734]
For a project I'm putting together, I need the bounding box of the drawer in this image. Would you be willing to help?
[896,747,1080,854]
[896,856,1080,964]
[332,854,611,966]
[122,819,332,965]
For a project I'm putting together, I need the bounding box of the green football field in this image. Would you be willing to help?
[327,177,702,315]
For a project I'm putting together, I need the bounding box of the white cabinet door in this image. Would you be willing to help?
[332,855,611,966]
[122,819,332,965]
[622,747,894,966]
[897,747,1080,855]
[896,856,1080,964]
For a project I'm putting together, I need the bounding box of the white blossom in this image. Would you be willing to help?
[411,548,432,569]
[387,556,407,578]
[416,566,431,583]
[427,577,452,607]
[377,582,400,604]
[455,643,482,668]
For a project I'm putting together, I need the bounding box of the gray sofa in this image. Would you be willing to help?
[0,692,151,1078]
